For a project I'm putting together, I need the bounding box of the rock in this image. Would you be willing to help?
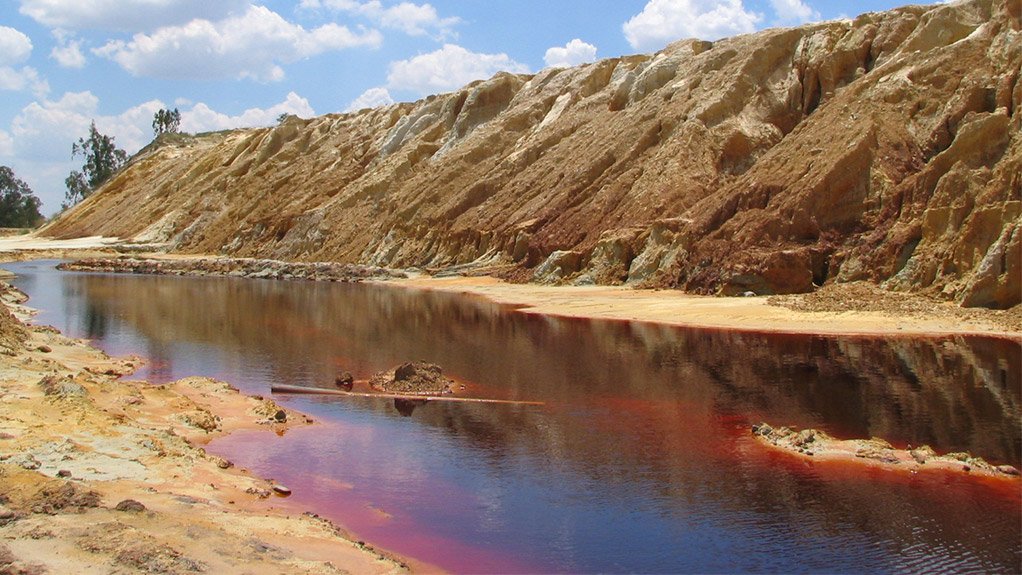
[56,469,71,478]
[30,482,101,514]
[370,361,453,395]
[36,345,51,353]
[115,499,147,513]
[245,487,271,499]
[272,409,287,423]
[271,484,291,496]
[996,465,1020,476]
[334,371,354,390]
[15,454,40,470]
[208,456,233,469]
[533,250,583,284]
[180,410,219,432]
[0,505,21,526]
[38,375,87,398]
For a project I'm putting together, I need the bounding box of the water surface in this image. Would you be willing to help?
[8,260,1021,573]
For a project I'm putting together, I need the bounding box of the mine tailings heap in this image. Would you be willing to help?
[44,0,1021,308]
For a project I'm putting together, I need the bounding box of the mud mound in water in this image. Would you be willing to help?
[369,362,453,396]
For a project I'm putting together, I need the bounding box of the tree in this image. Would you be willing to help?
[64,121,128,206]
[0,166,43,228]
[152,108,181,136]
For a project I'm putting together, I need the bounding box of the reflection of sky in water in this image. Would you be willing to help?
[6,260,1021,574]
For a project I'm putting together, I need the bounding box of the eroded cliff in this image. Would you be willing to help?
[44,0,1021,307]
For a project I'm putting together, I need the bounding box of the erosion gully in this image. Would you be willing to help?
[9,260,1020,574]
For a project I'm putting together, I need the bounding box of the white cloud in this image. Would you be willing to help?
[0,66,49,98]
[93,5,382,82]
[387,44,529,94]
[306,0,460,39]
[346,87,394,112]
[0,27,46,96]
[623,0,762,50]
[10,91,100,161]
[50,30,87,68]
[769,0,820,24]
[18,0,249,32]
[0,26,33,66]
[0,90,316,215]
[181,92,316,133]
[544,38,598,68]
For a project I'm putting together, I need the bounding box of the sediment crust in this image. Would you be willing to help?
[752,422,1022,479]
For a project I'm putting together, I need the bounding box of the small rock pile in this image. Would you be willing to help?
[369,361,453,396]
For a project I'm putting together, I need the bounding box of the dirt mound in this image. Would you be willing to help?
[369,362,453,396]
[43,0,1021,308]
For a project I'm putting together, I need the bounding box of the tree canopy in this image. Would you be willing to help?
[64,121,128,207]
[152,108,181,136]
[0,166,43,228]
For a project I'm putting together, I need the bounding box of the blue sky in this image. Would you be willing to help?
[1,0,943,216]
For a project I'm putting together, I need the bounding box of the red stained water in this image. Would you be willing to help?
[10,262,1022,574]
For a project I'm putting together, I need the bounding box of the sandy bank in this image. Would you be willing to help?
[751,423,1021,480]
[384,276,1022,339]
[0,278,412,574]
[4,231,1015,338]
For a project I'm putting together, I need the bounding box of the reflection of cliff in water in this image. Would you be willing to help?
[62,272,1021,467]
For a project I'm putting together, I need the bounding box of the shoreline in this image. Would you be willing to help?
[382,275,1022,340]
[1,235,1016,340]
[0,269,418,573]
[751,423,1021,481]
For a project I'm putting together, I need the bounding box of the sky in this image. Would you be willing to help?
[1,0,945,216]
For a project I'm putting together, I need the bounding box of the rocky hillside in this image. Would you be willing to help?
[44,0,1020,308]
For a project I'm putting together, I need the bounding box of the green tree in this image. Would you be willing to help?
[152,107,181,136]
[0,166,43,228]
[64,121,128,206]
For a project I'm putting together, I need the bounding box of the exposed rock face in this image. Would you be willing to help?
[44,0,1021,307]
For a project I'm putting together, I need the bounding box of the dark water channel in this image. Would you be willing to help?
[7,260,1021,574]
